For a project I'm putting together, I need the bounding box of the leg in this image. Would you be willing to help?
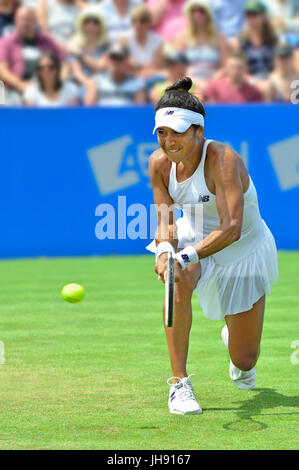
[225,295,265,371]
[163,263,201,381]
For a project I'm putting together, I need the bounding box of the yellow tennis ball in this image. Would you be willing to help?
[61,283,85,303]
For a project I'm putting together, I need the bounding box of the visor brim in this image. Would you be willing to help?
[152,118,192,135]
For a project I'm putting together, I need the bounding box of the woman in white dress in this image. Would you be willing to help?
[23,52,80,106]
[147,76,278,415]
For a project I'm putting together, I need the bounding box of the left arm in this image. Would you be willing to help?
[194,143,244,259]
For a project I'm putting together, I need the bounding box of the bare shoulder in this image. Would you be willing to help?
[206,140,249,190]
[207,140,243,170]
[148,148,171,178]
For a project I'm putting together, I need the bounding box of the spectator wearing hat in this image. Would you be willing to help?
[0,6,65,104]
[0,0,17,37]
[85,42,146,105]
[233,1,277,82]
[36,0,79,47]
[264,43,298,101]
[146,0,186,42]
[204,49,263,103]
[67,6,109,88]
[149,50,202,103]
[210,0,247,40]
[119,4,163,78]
[174,0,230,87]
[23,51,80,106]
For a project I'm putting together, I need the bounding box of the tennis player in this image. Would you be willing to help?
[147,77,278,415]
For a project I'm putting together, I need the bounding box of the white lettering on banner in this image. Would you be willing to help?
[87,136,158,196]
[0,81,5,105]
[268,136,299,190]
[87,136,139,195]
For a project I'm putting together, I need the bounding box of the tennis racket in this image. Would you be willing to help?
[165,252,175,327]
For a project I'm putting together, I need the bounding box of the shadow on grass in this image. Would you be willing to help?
[206,388,299,432]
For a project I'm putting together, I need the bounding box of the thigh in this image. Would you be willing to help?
[174,262,202,302]
[225,295,265,360]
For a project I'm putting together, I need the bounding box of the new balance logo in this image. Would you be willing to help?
[164,110,174,115]
[198,195,210,202]
[181,254,190,263]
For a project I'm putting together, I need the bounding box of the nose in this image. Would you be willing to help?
[165,133,177,148]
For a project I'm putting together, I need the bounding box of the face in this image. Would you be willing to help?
[108,55,128,75]
[15,8,37,38]
[132,16,150,33]
[83,17,101,36]
[226,57,246,81]
[37,57,59,81]
[275,55,292,72]
[157,126,203,163]
[190,6,208,26]
[246,12,265,28]
[166,61,187,79]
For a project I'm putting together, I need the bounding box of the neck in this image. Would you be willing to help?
[135,30,147,44]
[179,136,205,173]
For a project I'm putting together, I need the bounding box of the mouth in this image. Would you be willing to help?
[167,149,181,153]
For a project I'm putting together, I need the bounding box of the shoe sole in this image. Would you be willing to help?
[169,408,203,415]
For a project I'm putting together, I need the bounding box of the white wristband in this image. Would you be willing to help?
[175,245,199,270]
[155,242,175,262]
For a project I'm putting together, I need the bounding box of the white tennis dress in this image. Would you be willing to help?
[147,139,278,320]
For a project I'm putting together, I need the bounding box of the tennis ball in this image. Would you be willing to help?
[61,283,85,303]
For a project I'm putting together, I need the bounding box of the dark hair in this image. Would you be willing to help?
[36,53,62,92]
[156,77,206,121]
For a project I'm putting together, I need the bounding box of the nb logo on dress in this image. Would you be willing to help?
[198,195,210,202]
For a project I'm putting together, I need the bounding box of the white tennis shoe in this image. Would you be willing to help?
[167,374,202,415]
[221,325,256,390]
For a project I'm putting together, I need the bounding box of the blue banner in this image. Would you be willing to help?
[0,104,298,258]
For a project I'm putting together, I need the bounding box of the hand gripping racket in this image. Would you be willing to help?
[165,252,175,327]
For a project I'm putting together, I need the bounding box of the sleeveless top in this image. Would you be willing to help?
[185,43,220,80]
[168,139,267,265]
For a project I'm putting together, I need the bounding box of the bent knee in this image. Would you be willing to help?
[232,353,258,371]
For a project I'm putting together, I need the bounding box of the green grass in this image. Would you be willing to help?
[0,253,298,450]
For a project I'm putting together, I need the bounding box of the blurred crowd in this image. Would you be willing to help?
[0,0,298,107]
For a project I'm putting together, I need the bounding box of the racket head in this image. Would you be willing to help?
[165,252,175,327]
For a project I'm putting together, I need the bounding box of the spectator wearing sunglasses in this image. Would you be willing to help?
[85,42,146,105]
[67,6,109,88]
[0,6,65,104]
[23,52,80,106]
[120,4,162,78]
[175,0,229,87]
[98,0,141,43]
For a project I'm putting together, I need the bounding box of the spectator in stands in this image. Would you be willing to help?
[264,43,298,101]
[175,0,229,87]
[0,6,65,104]
[23,51,80,105]
[67,6,109,87]
[210,0,247,41]
[120,4,162,78]
[263,0,299,36]
[204,50,263,103]
[146,0,186,42]
[0,0,17,37]
[98,0,141,43]
[85,42,146,105]
[149,50,202,103]
[233,1,277,81]
[36,0,79,46]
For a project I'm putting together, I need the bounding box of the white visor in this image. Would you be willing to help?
[153,107,205,134]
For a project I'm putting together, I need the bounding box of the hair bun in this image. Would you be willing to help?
[165,77,193,93]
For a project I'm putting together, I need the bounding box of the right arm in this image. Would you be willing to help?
[148,150,181,281]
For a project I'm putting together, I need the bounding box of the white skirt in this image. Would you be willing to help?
[146,221,278,321]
